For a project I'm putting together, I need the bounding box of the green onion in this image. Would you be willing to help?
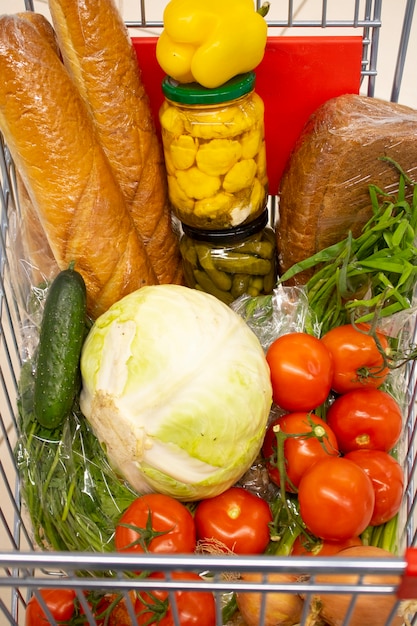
[279,158,417,335]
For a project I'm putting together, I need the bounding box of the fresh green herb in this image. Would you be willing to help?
[15,359,138,559]
[361,514,399,554]
[222,592,239,624]
[279,158,417,334]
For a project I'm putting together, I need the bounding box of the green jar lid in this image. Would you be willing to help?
[161,72,256,105]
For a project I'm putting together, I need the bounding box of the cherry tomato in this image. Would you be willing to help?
[26,589,76,625]
[136,571,216,626]
[115,493,196,555]
[262,412,339,492]
[291,534,362,557]
[298,456,375,541]
[321,323,390,394]
[326,388,403,453]
[194,486,273,554]
[266,332,333,411]
[344,449,404,526]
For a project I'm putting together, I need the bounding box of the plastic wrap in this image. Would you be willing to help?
[15,357,139,556]
[277,93,417,283]
[232,282,415,557]
[6,167,140,556]
[0,13,164,320]
[5,52,417,597]
[9,109,417,571]
[231,284,318,351]
[48,0,184,287]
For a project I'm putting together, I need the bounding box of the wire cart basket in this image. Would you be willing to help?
[1,0,417,624]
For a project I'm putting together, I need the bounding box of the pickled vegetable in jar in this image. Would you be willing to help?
[160,72,268,230]
[180,210,277,305]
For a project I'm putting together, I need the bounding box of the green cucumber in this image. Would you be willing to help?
[33,266,87,429]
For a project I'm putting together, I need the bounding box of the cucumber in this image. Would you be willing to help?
[33,266,87,429]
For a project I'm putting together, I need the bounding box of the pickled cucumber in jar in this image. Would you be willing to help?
[179,211,277,305]
[160,73,268,230]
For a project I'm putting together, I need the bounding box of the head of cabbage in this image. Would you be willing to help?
[80,285,272,501]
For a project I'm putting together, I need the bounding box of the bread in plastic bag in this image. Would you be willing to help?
[277,93,417,283]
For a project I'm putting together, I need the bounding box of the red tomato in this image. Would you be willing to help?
[291,534,362,556]
[115,493,196,555]
[26,589,76,625]
[89,592,138,626]
[194,486,273,554]
[344,449,404,526]
[321,323,390,394]
[266,332,334,411]
[136,572,216,626]
[298,456,375,541]
[326,388,403,453]
[262,412,339,492]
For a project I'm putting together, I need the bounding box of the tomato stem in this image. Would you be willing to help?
[136,590,170,625]
[266,495,302,555]
[117,509,174,552]
[271,426,309,543]
[355,434,371,447]
[268,416,339,552]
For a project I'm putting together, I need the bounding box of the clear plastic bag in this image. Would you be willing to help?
[15,357,138,557]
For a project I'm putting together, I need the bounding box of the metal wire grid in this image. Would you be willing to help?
[0,1,417,624]
[124,0,416,103]
[20,0,416,101]
[18,0,416,103]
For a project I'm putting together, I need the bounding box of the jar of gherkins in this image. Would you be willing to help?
[179,210,276,305]
[160,72,268,230]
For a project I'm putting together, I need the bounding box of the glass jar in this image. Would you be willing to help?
[179,210,276,305]
[160,72,268,230]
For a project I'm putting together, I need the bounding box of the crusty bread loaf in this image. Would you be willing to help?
[17,11,61,57]
[277,94,417,284]
[48,0,184,286]
[15,174,60,286]
[0,14,157,318]
[12,14,61,287]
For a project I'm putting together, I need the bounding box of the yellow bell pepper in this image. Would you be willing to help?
[156,0,269,88]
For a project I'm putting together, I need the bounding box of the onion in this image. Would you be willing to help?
[236,572,304,626]
[307,546,404,626]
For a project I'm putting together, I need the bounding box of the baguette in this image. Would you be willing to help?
[0,14,157,318]
[16,174,60,286]
[48,0,184,285]
[277,94,417,284]
[13,13,60,287]
[17,10,61,57]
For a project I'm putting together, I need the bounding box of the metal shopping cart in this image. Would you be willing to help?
[1,0,417,624]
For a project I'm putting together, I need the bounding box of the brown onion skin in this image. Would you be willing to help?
[236,572,304,626]
[309,546,404,626]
